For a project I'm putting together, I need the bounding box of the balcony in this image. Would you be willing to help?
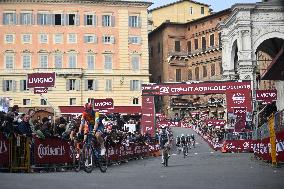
[188,46,221,57]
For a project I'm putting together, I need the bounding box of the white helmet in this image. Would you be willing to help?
[181,133,184,137]
[161,125,166,129]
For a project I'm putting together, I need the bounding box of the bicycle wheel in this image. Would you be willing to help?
[98,154,108,173]
[83,144,94,173]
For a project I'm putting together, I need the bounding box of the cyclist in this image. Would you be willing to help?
[191,133,196,148]
[180,134,187,156]
[94,112,106,156]
[159,125,170,164]
[78,103,106,156]
[176,135,181,154]
[186,134,191,151]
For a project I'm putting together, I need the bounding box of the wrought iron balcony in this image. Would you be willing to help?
[33,68,83,76]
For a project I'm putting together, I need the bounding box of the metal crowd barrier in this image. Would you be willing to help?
[9,135,30,173]
[0,134,160,173]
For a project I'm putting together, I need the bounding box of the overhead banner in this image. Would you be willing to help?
[204,119,226,127]
[156,121,181,128]
[226,90,252,112]
[256,90,277,104]
[27,72,56,88]
[93,98,114,110]
[142,81,251,96]
[141,96,155,135]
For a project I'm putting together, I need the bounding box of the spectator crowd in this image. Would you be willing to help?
[0,105,156,147]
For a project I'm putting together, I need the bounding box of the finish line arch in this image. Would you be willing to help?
[141,80,252,135]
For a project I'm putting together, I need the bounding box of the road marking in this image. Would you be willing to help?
[172,154,177,156]
[194,153,198,155]
[210,152,214,154]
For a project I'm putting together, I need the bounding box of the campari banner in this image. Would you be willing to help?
[141,96,155,135]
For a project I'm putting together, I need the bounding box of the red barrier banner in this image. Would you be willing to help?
[141,96,155,135]
[142,81,251,96]
[107,143,158,162]
[34,138,73,164]
[222,140,254,153]
[256,90,277,102]
[253,130,284,162]
[93,98,114,110]
[0,134,9,166]
[204,119,226,127]
[157,121,181,128]
[27,72,56,88]
[226,90,252,112]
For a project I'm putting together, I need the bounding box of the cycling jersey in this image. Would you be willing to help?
[159,130,169,149]
[181,136,186,145]
[176,137,181,146]
[95,117,105,133]
[81,110,96,133]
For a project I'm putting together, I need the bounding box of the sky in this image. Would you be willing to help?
[148,0,260,12]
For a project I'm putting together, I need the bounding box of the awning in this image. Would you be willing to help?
[108,106,141,115]
[59,106,84,115]
[261,45,284,80]
[59,106,141,115]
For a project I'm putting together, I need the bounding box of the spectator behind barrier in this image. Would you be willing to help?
[18,114,33,137]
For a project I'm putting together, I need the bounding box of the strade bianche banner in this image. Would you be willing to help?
[142,81,251,96]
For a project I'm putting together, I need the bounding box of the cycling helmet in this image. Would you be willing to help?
[161,125,166,129]
[181,133,184,137]
[95,111,100,118]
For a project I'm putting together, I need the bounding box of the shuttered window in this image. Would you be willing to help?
[130,80,141,91]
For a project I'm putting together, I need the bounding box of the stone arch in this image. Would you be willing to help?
[230,40,238,72]
[252,31,284,60]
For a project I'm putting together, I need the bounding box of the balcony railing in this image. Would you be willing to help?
[168,46,221,57]
[33,68,83,75]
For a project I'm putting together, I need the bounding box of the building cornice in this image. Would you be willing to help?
[149,0,210,12]
[0,0,153,7]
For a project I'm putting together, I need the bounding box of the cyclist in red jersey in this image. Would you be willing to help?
[78,103,106,155]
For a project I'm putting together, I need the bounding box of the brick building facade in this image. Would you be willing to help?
[149,9,231,116]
